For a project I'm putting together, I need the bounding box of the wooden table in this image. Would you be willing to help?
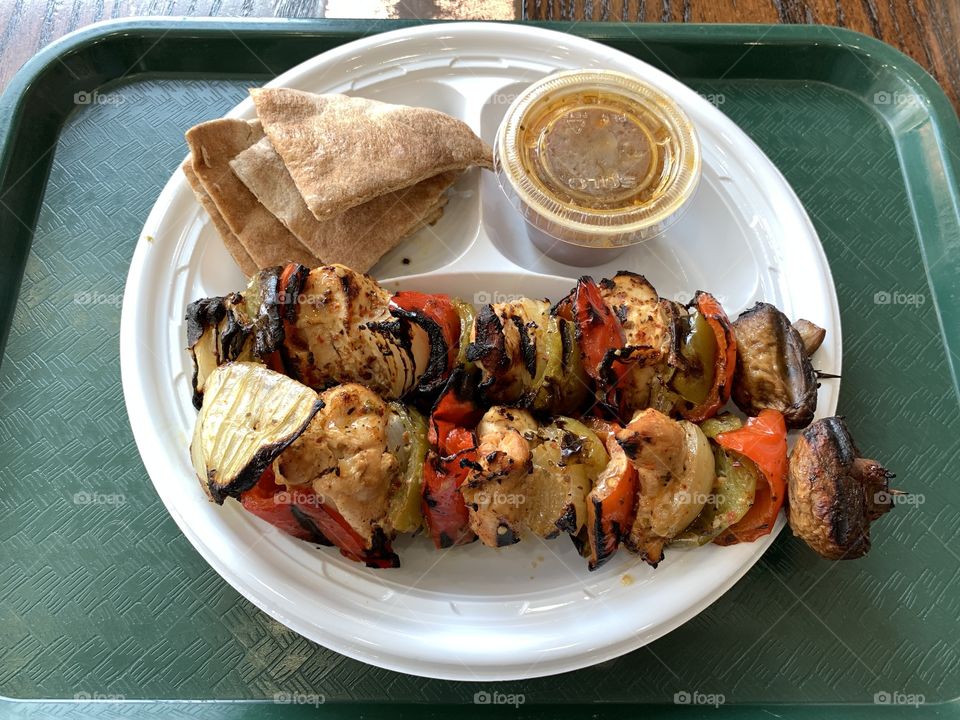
[0,0,956,113]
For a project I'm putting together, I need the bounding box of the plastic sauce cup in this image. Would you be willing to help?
[494,69,701,266]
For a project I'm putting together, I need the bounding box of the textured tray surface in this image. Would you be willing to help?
[0,22,958,711]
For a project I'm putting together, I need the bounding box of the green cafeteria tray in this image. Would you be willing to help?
[1,17,959,719]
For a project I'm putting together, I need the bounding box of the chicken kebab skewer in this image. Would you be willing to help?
[187,263,830,431]
[190,362,898,570]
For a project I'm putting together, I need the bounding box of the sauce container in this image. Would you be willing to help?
[494,69,701,266]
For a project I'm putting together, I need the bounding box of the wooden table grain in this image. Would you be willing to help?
[0,0,956,114]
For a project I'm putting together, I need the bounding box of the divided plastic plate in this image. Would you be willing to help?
[119,22,840,680]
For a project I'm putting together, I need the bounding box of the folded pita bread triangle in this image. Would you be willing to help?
[230,136,458,272]
[185,118,321,270]
[181,159,258,277]
[251,88,493,219]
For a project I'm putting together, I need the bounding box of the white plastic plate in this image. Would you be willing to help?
[120,23,841,681]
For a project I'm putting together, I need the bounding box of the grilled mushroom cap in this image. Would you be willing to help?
[788,416,896,559]
[731,302,819,429]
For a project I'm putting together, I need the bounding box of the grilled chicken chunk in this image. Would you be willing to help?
[278,383,401,543]
[461,407,604,548]
[597,272,676,409]
[461,407,537,546]
[284,265,419,398]
[617,409,715,565]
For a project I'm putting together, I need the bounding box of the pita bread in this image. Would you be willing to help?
[181,160,258,277]
[184,118,321,270]
[251,88,493,219]
[230,136,458,272]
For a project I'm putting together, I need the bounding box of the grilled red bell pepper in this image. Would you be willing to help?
[240,465,400,568]
[584,420,638,570]
[673,291,737,423]
[257,262,305,375]
[293,497,400,568]
[390,291,462,397]
[239,466,318,542]
[713,409,788,545]
[421,370,484,548]
[555,277,628,417]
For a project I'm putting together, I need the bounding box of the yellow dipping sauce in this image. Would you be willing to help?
[495,70,701,263]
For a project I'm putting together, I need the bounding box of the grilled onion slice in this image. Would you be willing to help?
[191,362,323,504]
[185,293,255,409]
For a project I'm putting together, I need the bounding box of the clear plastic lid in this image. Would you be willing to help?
[495,69,701,248]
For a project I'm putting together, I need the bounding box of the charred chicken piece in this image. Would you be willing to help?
[616,409,715,566]
[461,407,536,546]
[731,302,821,429]
[276,382,428,567]
[596,272,676,412]
[460,408,607,547]
[283,264,419,399]
[788,416,896,560]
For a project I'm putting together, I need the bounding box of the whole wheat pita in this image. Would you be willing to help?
[184,118,321,270]
[229,136,458,272]
[181,159,258,277]
[250,88,492,220]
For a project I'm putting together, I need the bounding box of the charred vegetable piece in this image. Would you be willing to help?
[671,292,737,422]
[423,428,478,548]
[452,298,476,367]
[461,409,606,546]
[467,298,565,410]
[555,318,589,413]
[788,416,896,560]
[239,466,330,544]
[390,291,462,399]
[597,272,676,414]
[712,409,788,545]
[555,276,628,416]
[191,362,322,504]
[530,313,565,412]
[385,403,429,534]
[584,420,638,570]
[673,444,757,546]
[241,265,290,374]
[185,293,255,409]
[699,412,743,439]
[292,497,400,568]
[526,417,607,539]
[422,368,485,548]
[792,319,826,356]
[617,409,715,566]
[731,302,819,429]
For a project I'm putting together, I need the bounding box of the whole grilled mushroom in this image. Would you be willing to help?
[788,416,897,559]
[731,303,821,429]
